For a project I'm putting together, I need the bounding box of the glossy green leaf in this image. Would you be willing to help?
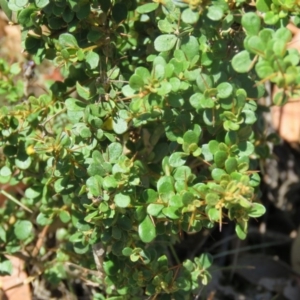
[208,207,219,221]
[207,6,223,21]
[211,168,226,181]
[136,2,159,14]
[112,116,128,134]
[242,12,261,36]
[122,247,133,256]
[138,215,156,243]
[35,0,49,8]
[147,203,164,216]
[15,154,32,170]
[76,82,90,100]
[129,74,144,90]
[264,11,279,25]
[225,157,238,173]
[235,222,247,240]
[196,73,213,92]
[85,51,99,69]
[217,82,233,99]
[214,151,228,167]
[232,50,253,73]
[58,33,79,48]
[181,8,199,24]
[247,203,266,218]
[114,193,131,208]
[169,152,187,167]
[162,207,180,219]
[198,253,213,269]
[59,211,71,223]
[256,0,271,12]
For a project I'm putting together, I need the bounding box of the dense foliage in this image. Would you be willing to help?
[0,0,298,298]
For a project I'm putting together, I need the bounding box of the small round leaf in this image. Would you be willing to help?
[14,220,33,240]
[154,34,178,52]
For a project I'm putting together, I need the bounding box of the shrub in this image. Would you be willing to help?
[0,0,297,298]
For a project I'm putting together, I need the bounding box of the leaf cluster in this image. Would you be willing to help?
[0,0,295,298]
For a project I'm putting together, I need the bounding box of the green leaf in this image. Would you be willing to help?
[183,130,199,145]
[198,253,213,269]
[264,11,279,25]
[107,142,123,163]
[211,168,226,181]
[208,207,219,221]
[14,220,33,240]
[181,8,199,24]
[76,82,91,100]
[274,28,292,43]
[137,2,159,13]
[129,74,144,90]
[255,61,273,79]
[36,212,53,226]
[103,255,119,276]
[15,154,32,170]
[256,0,271,12]
[273,90,288,106]
[86,175,102,196]
[0,225,6,242]
[158,19,175,33]
[18,7,35,26]
[250,173,260,187]
[162,207,180,219]
[103,176,118,189]
[35,0,49,8]
[15,0,28,7]
[217,82,233,99]
[232,50,253,73]
[114,193,131,208]
[59,211,71,223]
[138,215,156,243]
[196,73,213,92]
[235,222,247,240]
[205,193,220,205]
[247,203,266,217]
[147,203,164,216]
[242,12,261,36]
[207,6,223,21]
[0,166,12,178]
[112,116,128,134]
[225,157,238,173]
[169,152,187,167]
[65,98,85,111]
[237,141,254,156]
[247,36,265,55]
[0,259,13,276]
[181,35,199,60]
[154,34,178,52]
[25,186,41,199]
[208,140,219,154]
[214,151,228,167]
[122,247,133,256]
[243,110,257,124]
[85,51,99,69]
[58,33,79,48]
